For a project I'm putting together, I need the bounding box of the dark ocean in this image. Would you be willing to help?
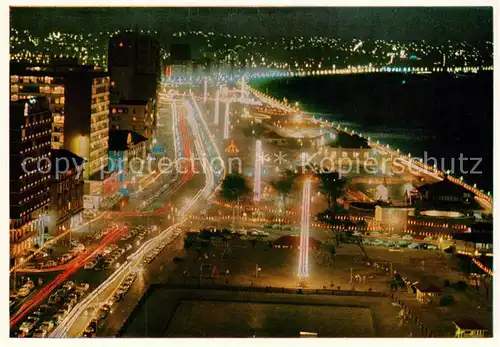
[251,72,493,192]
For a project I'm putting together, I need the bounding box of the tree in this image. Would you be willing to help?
[270,169,298,213]
[328,245,336,257]
[220,173,250,202]
[440,295,455,306]
[317,211,370,260]
[316,171,348,210]
[481,275,492,301]
[452,280,468,291]
[343,228,370,260]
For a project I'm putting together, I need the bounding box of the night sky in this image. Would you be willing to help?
[11,7,492,41]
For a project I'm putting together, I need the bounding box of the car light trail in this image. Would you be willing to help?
[298,178,311,280]
[10,226,128,328]
[254,139,262,202]
[189,94,226,200]
[171,102,179,161]
[12,96,184,327]
[9,212,109,273]
[52,94,225,338]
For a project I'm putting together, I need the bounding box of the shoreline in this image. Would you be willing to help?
[245,83,492,211]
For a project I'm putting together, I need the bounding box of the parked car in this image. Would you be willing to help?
[9,296,19,309]
[84,260,97,270]
[17,287,31,298]
[61,254,73,263]
[19,320,36,334]
[40,320,54,332]
[32,308,45,317]
[62,281,75,291]
[56,288,67,297]
[67,296,78,306]
[19,316,39,334]
[82,331,95,337]
[111,292,124,303]
[74,290,85,299]
[247,229,269,236]
[24,280,35,290]
[47,294,60,305]
[76,282,90,292]
[57,308,69,317]
[85,319,99,334]
[34,251,49,259]
[52,313,64,325]
[45,260,57,268]
[97,307,109,320]
[32,328,47,338]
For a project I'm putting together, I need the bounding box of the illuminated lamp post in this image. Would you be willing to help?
[298,178,312,286]
[223,99,230,139]
[203,77,208,103]
[214,89,220,125]
[253,139,262,202]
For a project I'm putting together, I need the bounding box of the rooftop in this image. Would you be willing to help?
[418,177,474,197]
[113,99,149,106]
[108,130,147,151]
[412,282,442,293]
[10,61,107,76]
[452,232,492,244]
[50,149,84,174]
[453,318,487,331]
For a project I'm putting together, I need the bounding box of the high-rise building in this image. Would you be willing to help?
[108,130,148,186]
[109,100,155,144]
[10,97,52,261]
[108,32,160,103]
[48,149,85,238]
[10,61,110,180]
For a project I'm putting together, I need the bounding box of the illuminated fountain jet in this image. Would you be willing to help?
[214,89,220,125]
[376,184,389,201]
[223,99,230,139]
[240,77,246,99]
[253,139,262,202]
[298,178,312,284]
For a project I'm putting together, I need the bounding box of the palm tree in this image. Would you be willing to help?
[220,173,250,201]
[315,170,369,260]
[316,170,348,210]
[220,174,250,232]
[270,169,297,214]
